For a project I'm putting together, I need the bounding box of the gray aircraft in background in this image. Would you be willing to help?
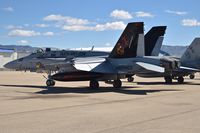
[135,38,200,83]
[4,47,109,72]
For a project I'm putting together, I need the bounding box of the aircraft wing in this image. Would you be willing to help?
[74,62,102,72]
[136,62,165,73]
[74,57,116,74]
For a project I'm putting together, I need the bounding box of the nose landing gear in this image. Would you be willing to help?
[46,79,55,87]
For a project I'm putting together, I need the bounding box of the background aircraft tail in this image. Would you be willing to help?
[145,26,167,56]
[180,38,200,68]
[109,22,144,58]
[151,36,164,56]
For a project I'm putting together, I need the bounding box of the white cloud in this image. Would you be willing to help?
[17,40,29,44]
[110,10,133,20]
[43,31,54,36]
[8,29,41,37]
[5,25,23,29]
[181,19,200,27]
[135,11,154,18]
[62,21,126,31]
[165,10,187,15]
[105,42,112,46]
[35,24,49,28]
[2,7,14,12]
[43,14,89,25]
[95,21,126,31]
[24,24,30,27]
[62,25,92,31]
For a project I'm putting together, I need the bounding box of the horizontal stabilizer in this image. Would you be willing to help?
[136,62,165,73]
[179,66,200,72]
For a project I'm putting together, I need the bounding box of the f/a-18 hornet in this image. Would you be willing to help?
[41,22,180,88]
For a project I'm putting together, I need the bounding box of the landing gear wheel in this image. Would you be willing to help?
[127,77,134,82]
[189,74,195,79]
[50,80,55,86]
[164,76,172,84]
[178,76,184,84]
[113,79,122,88]
[89,80,99,89]
[46,79,55,87]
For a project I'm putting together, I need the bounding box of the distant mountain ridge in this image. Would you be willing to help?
[0,44,187,57]
[0,44,38,53]
[161,45,187,57]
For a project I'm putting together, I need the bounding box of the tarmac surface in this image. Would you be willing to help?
[0,71,200,133]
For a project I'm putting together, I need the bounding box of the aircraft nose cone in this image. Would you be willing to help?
[4,60,17,69]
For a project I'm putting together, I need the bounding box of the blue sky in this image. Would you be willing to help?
[0,0,200,49]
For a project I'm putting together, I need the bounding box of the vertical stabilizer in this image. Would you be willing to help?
[109,22,144,58]
[181,38,200,63]
[145,26,166,56]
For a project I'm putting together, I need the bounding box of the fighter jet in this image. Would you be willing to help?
[40,22,180,88]
[4,47,109,73]
[47,25,200,86]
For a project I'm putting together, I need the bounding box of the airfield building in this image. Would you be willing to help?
[0,48,30,70]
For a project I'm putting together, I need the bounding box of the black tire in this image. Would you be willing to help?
[189,74,195,79]
[89,80,99,89]
[46,79,55,86]
[127,77,134,82]
[113,80,122,88]
[50,80,55,86]
[46,80,52,87]
[178,76,184,84]
[164,76,172,84]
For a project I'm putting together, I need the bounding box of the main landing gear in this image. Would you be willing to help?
[127,76,134,82]
[46,79,55,87]
[89,79,122,89]
[113,79,122,88]
[189,74,195,79]
[177,76,184,84]
[89,80,99,89]
[164,76,184,84]
[164,76,172,84]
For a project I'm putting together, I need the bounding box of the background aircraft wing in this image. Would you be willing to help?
[43,61,75,71]
[177,66,200,72]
